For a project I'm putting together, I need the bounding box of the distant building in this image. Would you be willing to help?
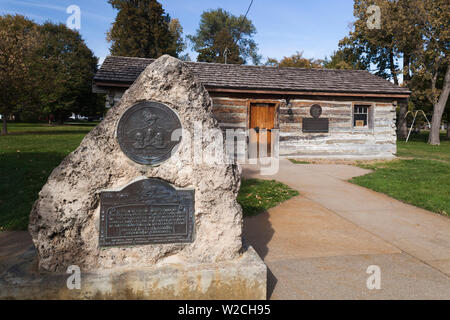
[93,56,411,160]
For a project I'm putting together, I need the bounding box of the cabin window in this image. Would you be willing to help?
[353,105,373,129]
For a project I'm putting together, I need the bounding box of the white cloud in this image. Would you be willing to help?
[8,0,110,22]
[0,9,45,21]
[9,0,67,12]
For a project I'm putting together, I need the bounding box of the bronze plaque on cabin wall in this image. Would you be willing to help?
[302,104,329,133]
[302,118,329,133]
[99,179,195,247]
[310,104,323,118]
[117,101,182,165]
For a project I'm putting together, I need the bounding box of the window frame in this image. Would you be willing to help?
[352,103,374,131]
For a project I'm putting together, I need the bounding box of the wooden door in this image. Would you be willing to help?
[249,103,276,156]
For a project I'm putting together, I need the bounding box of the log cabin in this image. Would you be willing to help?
[93,56,411,160]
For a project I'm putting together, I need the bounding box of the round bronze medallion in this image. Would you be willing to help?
[310,104,322,118]
[117,101,182,165]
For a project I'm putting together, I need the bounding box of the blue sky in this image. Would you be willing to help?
[0,0,356,65]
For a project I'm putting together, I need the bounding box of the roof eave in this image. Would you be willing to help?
[203,85,411,98]
[93,79,411,99]
[94,80,133,88]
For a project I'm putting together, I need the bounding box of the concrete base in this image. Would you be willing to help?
[0,246,267,300]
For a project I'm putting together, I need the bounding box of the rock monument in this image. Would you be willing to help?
[1,55,266,300]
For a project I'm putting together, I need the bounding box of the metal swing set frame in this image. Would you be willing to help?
[404,110,431,143]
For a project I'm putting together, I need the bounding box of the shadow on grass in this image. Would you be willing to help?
[0,152,66,230]
[398,132,449,143]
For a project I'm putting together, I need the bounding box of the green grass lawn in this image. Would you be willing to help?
[396,132,450,163]
[0,122,299,230]
[0,122,97,230]
[237,179,299,217]
[351,133,449,216]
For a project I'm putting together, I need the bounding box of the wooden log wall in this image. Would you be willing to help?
[211,97,250,160]
[211,97,397,160]
[278,100,397,159]
[211,97,248,130]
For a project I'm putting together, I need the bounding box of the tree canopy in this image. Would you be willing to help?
[0,15,38,134]
[323,37,370,70]
[107,0,184,58]
[32,23,102,123]
[265,51,324,69]
[188,8,261,65]
[0,15,104,132]
[340,0,449,144]
[412,0,449,144]
[266,45,368,71]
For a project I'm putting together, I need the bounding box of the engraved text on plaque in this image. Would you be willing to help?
[99,179,195,247]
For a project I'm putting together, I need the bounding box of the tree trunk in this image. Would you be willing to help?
[402,54,411,84]
[389,50,399,86]
[397,53,411,139]
[397,102,408,139]
[58,111,63,125]
[447,109,450,139]
[2,116,7,135]
[428,66,450,145]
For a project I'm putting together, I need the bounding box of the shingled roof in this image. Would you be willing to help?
[94,56,411,96]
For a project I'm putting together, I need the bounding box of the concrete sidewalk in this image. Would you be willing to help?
[0,231,33,275]
[243,158,450,300]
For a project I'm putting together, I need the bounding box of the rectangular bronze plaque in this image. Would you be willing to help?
[99,179,195,247]
[302,118,329,133]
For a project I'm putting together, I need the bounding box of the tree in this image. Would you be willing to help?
[168,19,187,59]
[32,23,101,124]
[107,0,183,58]
[265,52,323,69]
[197,29,243,64]
[279,51,323,69]
[412,0,450,145]
[343,0,424,139]
[188,8,261,64]
[350,0,418,83]
[264,57,279,67]
[0,15,38,134]
[324,37,370,70]
[344,0,449,144]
